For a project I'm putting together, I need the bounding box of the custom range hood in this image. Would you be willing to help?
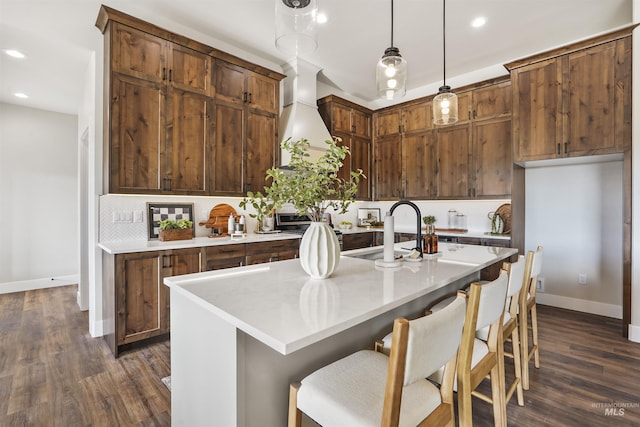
[279,58,333,165]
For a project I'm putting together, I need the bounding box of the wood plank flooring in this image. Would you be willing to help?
[0,285,170,426]
[1,285,640,426]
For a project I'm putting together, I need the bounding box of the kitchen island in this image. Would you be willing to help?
[164,242,517,427]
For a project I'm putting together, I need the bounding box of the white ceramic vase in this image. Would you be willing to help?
[299,221,341,279]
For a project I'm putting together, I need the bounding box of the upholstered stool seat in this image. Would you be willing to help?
[297,350,441,427]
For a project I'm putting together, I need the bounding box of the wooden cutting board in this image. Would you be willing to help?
[199,203,239,234]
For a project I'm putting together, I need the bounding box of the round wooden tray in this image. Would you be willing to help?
[495,203,511,234]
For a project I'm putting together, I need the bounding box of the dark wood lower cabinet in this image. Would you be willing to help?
[342,232,374,251]
[103,247,201,356]
[245,239,299,265]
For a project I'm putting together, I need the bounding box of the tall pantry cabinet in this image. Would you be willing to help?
[96,5,284,196]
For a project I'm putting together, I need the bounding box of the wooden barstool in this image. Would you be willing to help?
[476,256,527,406]
[376,270,510,427]
[520,246,543,390]
[289,295,467,427]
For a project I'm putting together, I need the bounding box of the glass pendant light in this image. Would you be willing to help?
[376,0,407,100]
[275,0,318,55]
[433,0,458,125]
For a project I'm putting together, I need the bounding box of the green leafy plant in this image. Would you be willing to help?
[422,215,437,225]
[242,137,366,222]
[239,191,279,228]
[159,218,193,230]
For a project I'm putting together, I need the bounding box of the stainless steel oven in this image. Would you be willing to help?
[275,212,343,250]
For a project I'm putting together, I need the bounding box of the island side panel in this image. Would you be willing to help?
[240,272,478,427]
[170,289,240,426]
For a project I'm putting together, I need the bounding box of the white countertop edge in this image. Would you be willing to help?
[99,233,301,254]
[165,244,517,355]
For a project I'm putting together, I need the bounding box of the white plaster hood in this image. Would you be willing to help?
[279,58,333,165]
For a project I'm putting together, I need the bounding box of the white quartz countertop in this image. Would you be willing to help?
[98,233,301,254]
[164,242,517,355]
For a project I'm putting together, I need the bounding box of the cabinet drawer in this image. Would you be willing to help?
[246,253,278,265]
[206,244,246,258]
[247,239,299,255]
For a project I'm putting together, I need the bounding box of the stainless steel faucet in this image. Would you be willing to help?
[389,200,423,257]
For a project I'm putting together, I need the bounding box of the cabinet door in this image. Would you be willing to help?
[116,252,162,345]
[166,90,212,194]
[472,81,512,121]
[247,71,279,114]
[111,23,165,83]
[375,136,403,199]
[169,44,210,96]
[352,109,371,138]
[332,103,352,134]
[403,102,432,133]
[163,248,201,330]
[351,136,371,200]
[404,131,436,199]
[332,131,353,183]
[213,102,244,194]
[566,42,619,156]
[375,109,402,138]
[110,75,165,193]
[215,60,246,105]
[512,58,563,161]
[245,110,277,193]
[436,124,472,198]
[474,118,512,198]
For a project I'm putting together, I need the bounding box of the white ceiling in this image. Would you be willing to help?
[0,0,633,115]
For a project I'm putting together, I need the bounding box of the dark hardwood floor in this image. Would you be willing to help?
[1,285,639,426]
[0,285,170,426]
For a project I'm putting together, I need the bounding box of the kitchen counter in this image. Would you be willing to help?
[97,232,301,254]
[165,242,517,426]
[339,226,511,240]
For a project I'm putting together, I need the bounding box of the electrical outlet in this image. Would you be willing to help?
[536,277,545,293]
[133,210,143,223]
[578,273,587,285]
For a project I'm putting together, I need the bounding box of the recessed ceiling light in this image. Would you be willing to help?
[316,12,328,24]
[471,17,486,28]
[14,92,29,99]
[5,49,26,59]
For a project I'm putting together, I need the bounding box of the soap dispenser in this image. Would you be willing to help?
[227,213,235,235]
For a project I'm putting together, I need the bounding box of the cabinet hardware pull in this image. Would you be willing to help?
[398,125,402,134]
[468,111,471,120]
[169,69,172,82]
[243,92,248,103]
[162,67,166,81]
[162,255,172,268]
[248,93,252,104]
[556,143,561,155]
[564,142,569,154]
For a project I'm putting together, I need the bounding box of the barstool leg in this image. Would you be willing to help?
[532,304,540,368]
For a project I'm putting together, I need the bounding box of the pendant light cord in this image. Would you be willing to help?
[390,0,395,47]
[442,0,446,86]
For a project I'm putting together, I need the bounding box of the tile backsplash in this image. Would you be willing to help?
[100,194,511,243]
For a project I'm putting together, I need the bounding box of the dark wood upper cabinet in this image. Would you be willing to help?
[214,59,279,195]
[474,118,512,198]
[435,124,473,199]
[507,31,632,162]
[318,95,373,200]
[98,6,283,196]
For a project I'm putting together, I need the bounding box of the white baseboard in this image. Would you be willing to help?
[628,324,640,343]
[90,319,105,338]
[0,275,78,295]
[536,292,622,319]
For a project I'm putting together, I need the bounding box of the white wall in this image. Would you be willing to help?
[525,161,623,318]
[0,102,78,292]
